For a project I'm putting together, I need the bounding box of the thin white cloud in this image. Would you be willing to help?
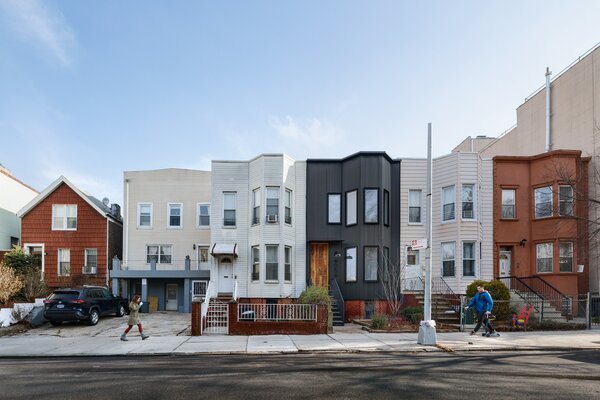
[269,115,342,148]
[1,0,75,66]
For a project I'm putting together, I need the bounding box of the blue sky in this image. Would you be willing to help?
[1,1,600,204]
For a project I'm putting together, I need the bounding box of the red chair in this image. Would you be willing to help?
[512,304,534,329]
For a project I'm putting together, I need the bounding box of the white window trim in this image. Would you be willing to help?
[462,241,476,277]
[265,244,279,283]
[284,188,293,225]
[441,185,456,223]
[251,245,260,282]
[558,185,574,216]
[146,244,173,265]
[52,204,77,231]
[196,244,211,269]
[408,189,423,225]
[536,242,554,273]
[501,189,516,219]
[197,203,211,229]
[284,245,292,283]
[192,280,208,298]
[461,184,476,221]
[24,243,45,280]
[167,203,183,229]
[223,192,237,228]
[534,186,553,219]
[57,248,70,276]
[137,202,153,229]
[441,241,456,277]
[405,246,420,266]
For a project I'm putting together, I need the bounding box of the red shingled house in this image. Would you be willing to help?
[17,176,123,288]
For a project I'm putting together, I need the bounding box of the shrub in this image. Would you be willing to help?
[0,262,23,305]
[20,268,49,301]
[2,246,37,275]
[371,314,388,329]
[400,306,424,324]
[466,280,511,320]
[528,319,587,331]
[297,286,332,305]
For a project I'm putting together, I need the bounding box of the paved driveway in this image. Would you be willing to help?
[26,312,192,338]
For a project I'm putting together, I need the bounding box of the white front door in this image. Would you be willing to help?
[499,250,512,289]
[166,284,178,311]
[218,257,234,294]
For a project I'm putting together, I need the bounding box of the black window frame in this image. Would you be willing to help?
[363,246,379,282]
[363,188,379,224]
[327,193,342,225]
[383,189,390,226]
[345,189,358,227]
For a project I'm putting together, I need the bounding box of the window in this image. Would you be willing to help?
[406,248,419,266]
[536,243,553,273]
[84,248,97,274]
[266,245,278,281]
[284,246,292,282]
[138,203,152,228]
[442,242,455,277]
[346,247,357,282]
[559,186,573,216]
[364,189,378,223]
[266,187,279,222]
[223,192,236,226]
[328,194,341,224]
[192,281,207,298]
[501,189,516,219]
[442,186,455,221]
[252,189,261,225]
[559,242,573,272]
[284,189,292,224]
[462,184,475,219]
[52,205,77,230]
[198,246,210,269]
[346,190,357,225]
[252,246,260,281]
[146,245,172,264]
[535,186,553,218]
[197,204,210,227]
[58,248,70,276]
[383,190,390,226]
[168,203,182,228]
[463,242,475,277]
[408,190,422,223]
[364,246,378,281]
[383,247,390,282]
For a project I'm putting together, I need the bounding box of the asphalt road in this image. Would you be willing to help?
[1,351,599,399]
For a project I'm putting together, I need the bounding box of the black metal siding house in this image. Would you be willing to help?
[306,152,401,322]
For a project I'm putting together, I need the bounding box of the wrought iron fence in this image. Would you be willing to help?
[238,303,317,322]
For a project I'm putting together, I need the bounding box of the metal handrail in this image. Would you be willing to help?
[518,276,571,317]
[329,278,345,323]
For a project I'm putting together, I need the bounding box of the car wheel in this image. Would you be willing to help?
[116,304,125,317]
[88,309,100,326]
[49,320,62,327]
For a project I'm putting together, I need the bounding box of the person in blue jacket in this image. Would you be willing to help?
[465,285,497,336]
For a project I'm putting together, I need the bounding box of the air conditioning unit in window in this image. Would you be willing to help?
[266,214,278,223]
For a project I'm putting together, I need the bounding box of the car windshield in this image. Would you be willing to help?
[48,291,80,301]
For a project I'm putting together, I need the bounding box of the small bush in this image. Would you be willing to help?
[297,286,332,305]
[400,306,424,324]
[371,314,388,329]
[528,319,587,331]
[466,280,511,320]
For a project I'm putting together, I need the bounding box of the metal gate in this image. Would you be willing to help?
[204,299,228,334]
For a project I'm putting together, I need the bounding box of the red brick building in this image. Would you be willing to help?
[493,150,590,297]
[18,176,122,288]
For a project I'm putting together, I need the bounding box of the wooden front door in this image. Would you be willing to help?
[310,243,329,288]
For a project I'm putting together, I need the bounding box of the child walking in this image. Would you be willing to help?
[120,295,149,341]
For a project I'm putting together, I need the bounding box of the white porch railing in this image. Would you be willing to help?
[238,304,317,322]
[233,279,238,301]
[201,281,216,335]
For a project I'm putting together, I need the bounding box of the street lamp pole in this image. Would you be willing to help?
[418,122,437,345]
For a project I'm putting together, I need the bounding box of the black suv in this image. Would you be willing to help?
[44,286,127,326]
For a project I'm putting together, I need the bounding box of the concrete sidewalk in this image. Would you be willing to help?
[1,329,599,357]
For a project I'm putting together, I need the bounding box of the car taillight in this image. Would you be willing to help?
[71,300,86,304]
[43,299,52,304]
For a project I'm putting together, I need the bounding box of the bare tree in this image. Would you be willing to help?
[378,249,406,316]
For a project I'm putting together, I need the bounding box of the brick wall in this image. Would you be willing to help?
[344,300,391,321]
[229,302,328,335]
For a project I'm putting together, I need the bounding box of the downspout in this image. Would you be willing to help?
[125,178,129,268]
[545,67,552,152]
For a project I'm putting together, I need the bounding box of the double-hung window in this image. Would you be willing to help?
[138,203,152,228]
[252,189,261,225]
[197,204,210,228]
[364,246,378,281]
[408,190,422,223]
[442,186,455,221]
[284,246,292,282]
[364,189,378,223]
[266,245,278,281]
[58,248,70,276]
[534,186,553,218]
[559,186,573,216]
[252,246,260,281]
[501,189,516,219]
[442,242,455,277]
[284,189,292,224]
[462,184,475,219]
[52,205,77,230]
[328,194,341,224]
[84,248,97,274]
[462,242,475,277]
[168,203,182,228]
[147,245,172,264]
[536,243,553,273]
[266,187,279,223]
[346,190,357,225]
[346,247,357,282]
[559,242,573,272]
[223,192,236,226]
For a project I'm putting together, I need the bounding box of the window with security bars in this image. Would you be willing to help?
[408,190,422,223]
[536,243,553,273]
[252,246,260,281]
[58,248,70,276]
[442,242,455,277]
[535,186,552,218]
[501,189,516,219]
[266,245,278,281]
[284,246,292,282]
[559,186,573,216]
[559,242,573,272]
[442,186,455,221]
[192,281,207,298]
[223,192,236,226]
[462,184,474,219]
[463,242,475,276]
